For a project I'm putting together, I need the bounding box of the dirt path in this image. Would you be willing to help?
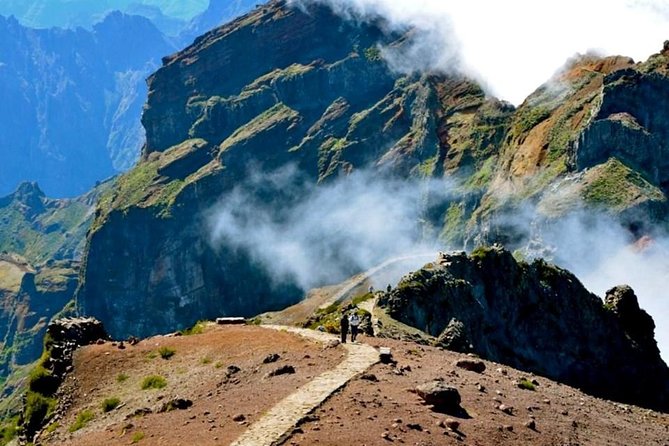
[230,326,379,446]
[317,253,435,310]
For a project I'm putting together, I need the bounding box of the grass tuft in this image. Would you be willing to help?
[158,346,176,360]
[141,375,167,390]
[69,409,95,432]
[101,397,121,413]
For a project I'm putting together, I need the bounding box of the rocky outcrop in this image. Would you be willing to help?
[379,246,669,411]
[43,318,108,377]
[18,317,108,443]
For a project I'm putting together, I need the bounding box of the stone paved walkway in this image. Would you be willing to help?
[229,326,379,446]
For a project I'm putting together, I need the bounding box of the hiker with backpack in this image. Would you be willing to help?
[349,312,361,342]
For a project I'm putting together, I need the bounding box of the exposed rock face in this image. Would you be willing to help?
[0,257,78,380]
[78,0,500,338]
[379,246,669,411]
[77,1,669,343]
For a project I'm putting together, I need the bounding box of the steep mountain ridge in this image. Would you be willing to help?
[0,182,103,264]
[80,0,490,338]
[77,0,669,339]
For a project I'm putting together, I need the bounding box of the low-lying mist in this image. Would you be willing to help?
[207,167,668,360]
[291,0,669,104]
[208,165,454,290]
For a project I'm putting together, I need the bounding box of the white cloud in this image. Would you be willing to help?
[293,0,669,104]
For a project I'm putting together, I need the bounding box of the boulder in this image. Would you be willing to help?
[415,380,461,412]
[454,359,485,373]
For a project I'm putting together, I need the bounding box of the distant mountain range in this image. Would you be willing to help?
[0,0,257,197]
[0,0,206,32]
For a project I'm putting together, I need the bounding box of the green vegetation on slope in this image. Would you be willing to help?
[0,182,111,264]
[583,158,666,210]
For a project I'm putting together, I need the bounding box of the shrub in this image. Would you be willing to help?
[179,320,207,336]
[141,375,167,390]
[68,409,94,432]
[23,391,57,435]
[201,357,212,365]
[132,431,145,443]
[0,418,18,445]
[158,347,175,360]
[27,365,59,395]
[101,397,121,412]
[116,373,129,383]
[518,379,537,391]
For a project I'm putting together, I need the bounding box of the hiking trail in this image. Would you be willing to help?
[229,326,379,446]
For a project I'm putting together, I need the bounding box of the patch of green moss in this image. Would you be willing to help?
[158,347,176,360]
[351,292,374,307]
[116,373,129,383]
[219,103,300,152]
[179,320,208,336]
[0,416,18,446]
[112,161,160,211]
[463,157,496,190]
[415,155,437,177]
[155,180,185,218]
[518,378,537,391]
[470,246,490,261]
[23,391,57,436]
[101,397,120,413]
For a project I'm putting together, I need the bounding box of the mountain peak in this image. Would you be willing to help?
[13,181,45,203]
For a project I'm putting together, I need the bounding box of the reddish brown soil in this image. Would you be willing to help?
[43,326,669,446]
[291,335,669,446]
[44,325,345,446]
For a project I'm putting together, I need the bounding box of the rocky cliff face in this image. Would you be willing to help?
[379,246,669,411]
[79,0,499,338]
[78,0,669,340]
[0,181,106,417]
[0,256,78,396]
[0,12,175,197]
[474,52,669,244]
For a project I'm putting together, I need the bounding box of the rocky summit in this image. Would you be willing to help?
[379,246,669,412]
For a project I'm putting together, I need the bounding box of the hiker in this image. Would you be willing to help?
[386,284,392,293]
[368,285,374,294]
[349,312,361,342]
[340,311,349,343]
